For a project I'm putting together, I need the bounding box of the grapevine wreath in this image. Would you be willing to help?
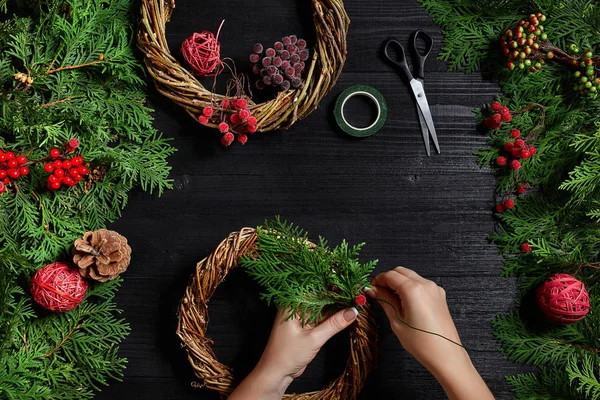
[176,227,378,399]
[137,0,350,132]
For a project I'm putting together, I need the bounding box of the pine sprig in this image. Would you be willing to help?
[240,218,377,326]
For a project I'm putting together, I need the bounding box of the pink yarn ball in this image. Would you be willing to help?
[31,262,88,312]
[181,30,223,76]
[536,273,590,325]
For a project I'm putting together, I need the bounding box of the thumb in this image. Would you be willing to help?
[311,307,358,346]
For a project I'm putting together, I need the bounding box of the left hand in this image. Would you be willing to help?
[229,306,358,399]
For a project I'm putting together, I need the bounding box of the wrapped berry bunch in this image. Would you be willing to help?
[43,139,89,190]
[0,150,30,194]
[198,98,257,146]
[481,101,542,214]
[250,35,310,92]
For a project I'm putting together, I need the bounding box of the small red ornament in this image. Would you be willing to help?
[536,273,590,325]
[355,294,367,306]
[181,21,224,76]
[521,242,532,253]
[30,262,88,312]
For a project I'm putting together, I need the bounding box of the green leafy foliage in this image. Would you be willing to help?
[240,218,377,326]
[418,0,600,397]
[0,0,175,398]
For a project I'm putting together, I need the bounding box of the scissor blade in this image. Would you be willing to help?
[409,79,440,154]
[416,103,431,156]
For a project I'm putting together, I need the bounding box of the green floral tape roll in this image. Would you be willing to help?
[334,85,387,137]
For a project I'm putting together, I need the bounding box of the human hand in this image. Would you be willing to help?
[367,267,494,400]
[228,306,358,400]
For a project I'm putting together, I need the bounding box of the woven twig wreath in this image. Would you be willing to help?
[137,0,350,132]
[176,228,378,399]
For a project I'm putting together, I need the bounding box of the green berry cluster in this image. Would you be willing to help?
[501,12,547,72]
[568,45,600,96]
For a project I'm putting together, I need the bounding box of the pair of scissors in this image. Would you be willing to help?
[382,31,440,156]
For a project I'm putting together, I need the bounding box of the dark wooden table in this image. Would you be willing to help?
[99,0,520,398]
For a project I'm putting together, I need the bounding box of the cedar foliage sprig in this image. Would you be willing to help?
[418,0,600,398]
[241,218,377,326]
[0,0,175,398]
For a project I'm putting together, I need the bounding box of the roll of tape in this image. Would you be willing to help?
[334,85,387,137]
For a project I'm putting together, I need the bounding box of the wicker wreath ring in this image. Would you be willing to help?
[138,0,350,132]
[176,228,378,399]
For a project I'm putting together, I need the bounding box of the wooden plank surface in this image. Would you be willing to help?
[97,0,524,398]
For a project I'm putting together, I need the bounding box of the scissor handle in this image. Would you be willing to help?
[411,30,433,80]
[382,38,413,83]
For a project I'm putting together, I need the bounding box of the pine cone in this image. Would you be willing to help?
[73,229,131,282]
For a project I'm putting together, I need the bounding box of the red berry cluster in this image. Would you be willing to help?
[43,145,88,190]
[483,101,512,130]
[496,130,537,172]
[501,13,547,72]
[0,150,29,194]
[250,35,309,91]
[199,98,257,146]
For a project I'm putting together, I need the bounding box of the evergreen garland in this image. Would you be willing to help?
[240,218,377,326]
[418,0,600,397]
[0,0,175,398]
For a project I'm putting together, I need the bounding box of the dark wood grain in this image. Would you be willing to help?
[96,0,522,398]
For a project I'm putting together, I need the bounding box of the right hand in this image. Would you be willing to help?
[367,267,468,377]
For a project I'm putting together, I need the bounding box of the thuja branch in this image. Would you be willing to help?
[42,323,82,358]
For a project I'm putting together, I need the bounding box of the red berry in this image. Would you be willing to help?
[247,116,257,126]
[7,169,19,179]
[230,99,238,109]
[65,145,74,152]
[500,106,509,115]
[5,152,14,160]
[520,149,531,159]
[62,176,75,186]
[496,156,507,166]
[221,99,230,108]
[18,167,29,176]
[355,294,367,306]
[16,155,27,165]
[7,159,17,169]
[54,168,65,178]
[0,182,5,193]
[514,139,525,148]
[492,113,502,123]
[202,106,213,117]
[495,203,505,213]
[218,122,229,133]
[221,132,235,147]
[3,178,8,184]
[48,175,59,183]
[504,199,515,209]
[50,148,60,158]
[69,168,79,178]
[521,242,532,253]
[198,115,209,125]
[63,160,72,169]
[510,160,521,170]
[239,109,250,121]
[78,166,89,175]
[49,181,61,190]
[529,146,537,155]
[247,124,257,133]
[236,99,248,109]
[0,154,5,162]
[44,163,54,173]
[68,138,80,150]
[516,184,527,194]
[491,101,502,111]
[230,113,241,125]
[53,160,63,169]
[71,156,83,166]
[502,113,512,122]
[512,148,521,158]
[0,170,5,179]
[238,134,248,145]
[73,174,83,182]
[504,142,514,152]
[510,129,520,139]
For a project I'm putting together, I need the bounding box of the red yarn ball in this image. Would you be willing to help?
[536,273,590,325]
[31,262,88,312]
[181,21,224,76]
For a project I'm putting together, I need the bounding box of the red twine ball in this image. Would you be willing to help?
[31,262,88,312]
[536,273,590,325]
[355,294,367,306]
[181,20,224,76]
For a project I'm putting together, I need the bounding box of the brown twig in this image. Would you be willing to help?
[40,96,76,108]
[43,324,82,358]
[46,61,104,75]
[552,340,600,354]
[515,103,545,141]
